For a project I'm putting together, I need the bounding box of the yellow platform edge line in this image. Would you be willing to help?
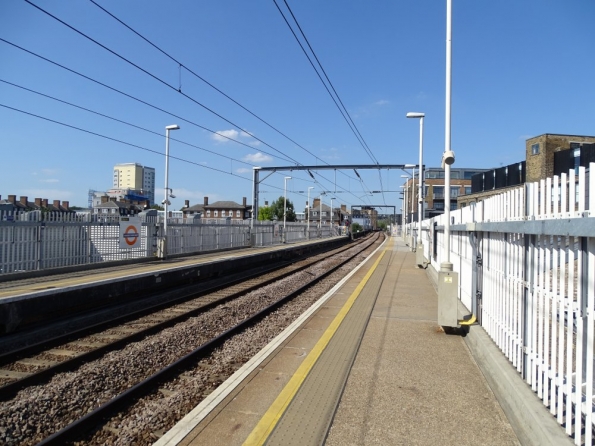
[243,243,389,446]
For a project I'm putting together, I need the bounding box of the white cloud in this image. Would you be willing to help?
[211,129,239,143]
[211,129,260,146]
[39,179,59,183]
[235,168,251,174]
[374,99,390,106]
[243,152,272,163]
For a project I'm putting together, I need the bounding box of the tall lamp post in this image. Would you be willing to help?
[307,186,314,239]
[437,0,459,328]
[407,112,425,262]
[283,176,291,243]
[400,184,407,241]
[161,124,180,259]
[330,197,335,227]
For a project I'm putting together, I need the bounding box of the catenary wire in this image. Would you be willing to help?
[274,0,379,165]
[0,38,295,165]
[23,0,303,166]
[280,0,379,164]
[0,38,375,207]
[86,0,363,186]
[24,0,372,198]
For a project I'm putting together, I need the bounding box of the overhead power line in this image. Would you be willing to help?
[274,0,379,164]
[87,0,364,188]
[24,0,302,166]
[0,38,294,165]
[88,0,326,167]
[24,0,369,198]
[0,78,259,169]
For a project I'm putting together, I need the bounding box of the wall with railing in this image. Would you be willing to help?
[408,164,594,444]
[0,213,345,275]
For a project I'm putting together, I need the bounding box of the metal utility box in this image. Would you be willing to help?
[438,270,459,327]
[416,242,426,267]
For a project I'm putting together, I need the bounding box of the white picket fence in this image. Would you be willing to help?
[0,214,343,275]
[407,164,594,444]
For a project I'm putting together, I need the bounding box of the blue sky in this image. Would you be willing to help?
[1,1,593,212]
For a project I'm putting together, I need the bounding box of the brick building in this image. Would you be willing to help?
[458,134,595,208]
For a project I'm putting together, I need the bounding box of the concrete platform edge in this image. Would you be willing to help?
[426,264,572,446]
[154,237,389,446]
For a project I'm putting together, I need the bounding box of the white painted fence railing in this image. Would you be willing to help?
[416,164,594,444]
[0,215,344,275]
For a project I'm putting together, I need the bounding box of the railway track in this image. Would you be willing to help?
[0,233,384,445]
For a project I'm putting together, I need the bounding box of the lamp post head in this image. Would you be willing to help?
[166,124,180,130]
[406,112,425,119]
[285,176,292,180]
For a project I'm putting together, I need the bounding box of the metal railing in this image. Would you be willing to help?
[417,164,595,444]
[0,214,345,275]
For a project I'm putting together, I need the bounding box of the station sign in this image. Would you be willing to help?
[119,216,141,249]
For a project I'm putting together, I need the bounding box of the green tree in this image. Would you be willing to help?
[151,204,164,211]
[351,222,362,232]
[258,206,274,221]
[269,196,296,222]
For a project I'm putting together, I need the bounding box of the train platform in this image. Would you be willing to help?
[0,236,348,333]
[156,236,571,446]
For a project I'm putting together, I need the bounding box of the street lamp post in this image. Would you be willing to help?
[407,112,425,263]
[400,184,407,241]
[330,197,334,227]
[319,193,324,237]
[437,0,459,327]
[307,186,314,239]
[161,124,180,259]
[283,176,291,243]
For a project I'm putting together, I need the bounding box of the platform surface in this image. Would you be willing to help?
[160,237,521,446]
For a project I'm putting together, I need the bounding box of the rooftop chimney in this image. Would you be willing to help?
[42,199,48,207]
[53,200,61,209]
[204,196,208,206]
[35,198,42,206]
[20,196,28,205]
[8,195,16,203]
[242,197,247,207]
[184,199,189,208]
[62,201,69,210]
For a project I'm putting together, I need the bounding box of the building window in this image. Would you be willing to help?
[426,171,445,179]
[531,143,540,155]
[450,202,457,211]
[451,188,459,198]
[434,202,444,211]
[206,210,211,217]
[236,210,241,217]
[433,186,444,199]
[214,210,218,217]
[464,186,472,195]
[221,210,226,217]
